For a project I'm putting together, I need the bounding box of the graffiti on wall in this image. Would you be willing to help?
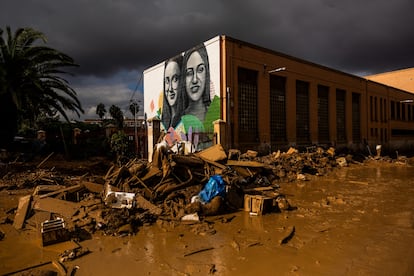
[145,38,220,151]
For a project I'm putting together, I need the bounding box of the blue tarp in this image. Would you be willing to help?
[198,175,226,203]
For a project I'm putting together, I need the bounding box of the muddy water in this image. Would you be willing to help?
[1,163,414,275]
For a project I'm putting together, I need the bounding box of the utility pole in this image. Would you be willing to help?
[130,99,140,157]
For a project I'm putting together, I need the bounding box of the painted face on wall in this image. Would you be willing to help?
[164,61,180,107]
[185,51,206,102]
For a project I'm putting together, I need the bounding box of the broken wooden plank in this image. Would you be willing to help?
[32,197,80,219]
[82,181,104,193]
[13,195,32,229]
[37,184,84,199]
[172,154,205,166]
[37,152,54,168]
[130,175,153,195]
[32,185,63,196]
[226,160,265,168]
[135,194,162,216]
[183,247,214,257]
[104,164,116,180]
[141,166,162,182]
[25,211,51,230]
[232,166,254,178]
[243,186,274,193]
[196,155,227,170]
[195,144,227,162]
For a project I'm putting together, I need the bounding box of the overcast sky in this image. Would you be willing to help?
[1,0,413,120]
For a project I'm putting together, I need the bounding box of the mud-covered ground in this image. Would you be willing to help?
[1,158,414,275]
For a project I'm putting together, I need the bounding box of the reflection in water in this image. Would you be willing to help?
[376,166,381,178]
[143,230,155,264]
[243,212,265,232]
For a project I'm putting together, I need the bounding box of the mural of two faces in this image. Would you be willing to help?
[144,37,220,151]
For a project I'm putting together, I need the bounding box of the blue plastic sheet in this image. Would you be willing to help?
[198,175,226,203]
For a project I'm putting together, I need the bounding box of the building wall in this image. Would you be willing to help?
[143,35,414,155]
[221,36,414,153]
[366,68,414,93]
[143,36,222,156]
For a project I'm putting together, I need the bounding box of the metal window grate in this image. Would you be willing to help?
[336,89,346,143]
[296,80,310,143]
[397,102,401,120]
[352,93,361,143]
[270,75,286,143]
[238,67,258,143]
[318,85,329,143]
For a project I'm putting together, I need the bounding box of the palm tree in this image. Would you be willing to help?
[96,103,106,120]
[109,104,124,129]
[129,100,139,118]
[0,26,83,148]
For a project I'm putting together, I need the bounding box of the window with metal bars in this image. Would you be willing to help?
[336,89,346,143]
[402,103,406,120]
[352,93,361,143]
[412,106,414,121]
[369,96,375,122]
[296,80,310,143]
[318,85,329,143]
[397,102,401,120]
[238,67,258,143]
[270,75,286,143]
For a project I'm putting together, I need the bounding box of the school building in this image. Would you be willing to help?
[143,35,414,157]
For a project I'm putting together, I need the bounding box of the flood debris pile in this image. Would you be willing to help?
[1,144,413,275]
[0,143,382,276]
[4,145,344,238]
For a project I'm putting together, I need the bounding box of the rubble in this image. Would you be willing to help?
[1,143,381,267]
[5,146,343,228]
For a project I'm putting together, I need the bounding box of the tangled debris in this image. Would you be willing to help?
[2,145,343,236]
[1,142,414,275]
[4,143,402,272]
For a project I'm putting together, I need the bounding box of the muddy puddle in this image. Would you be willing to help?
[1,163,414,275]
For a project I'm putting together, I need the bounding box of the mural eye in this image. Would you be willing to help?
[165,78,170,85]
[172,75,179,83]
[186,69,194,77]
[197,64,205,74]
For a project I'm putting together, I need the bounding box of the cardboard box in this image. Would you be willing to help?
[244,194,273,215]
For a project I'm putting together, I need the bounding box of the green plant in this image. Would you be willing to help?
[110,130,129,165]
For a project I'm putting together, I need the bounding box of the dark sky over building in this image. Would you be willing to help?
[1,0,413,119]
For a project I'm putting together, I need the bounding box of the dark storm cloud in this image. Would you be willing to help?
[1,0,413,77]
[1,0,413,119]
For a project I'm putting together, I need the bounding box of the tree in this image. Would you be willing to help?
[110,130,129,166]
[109,104,124,129]
[96,103,106,120]
[129,100,139,118]
[0,26,83,148]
